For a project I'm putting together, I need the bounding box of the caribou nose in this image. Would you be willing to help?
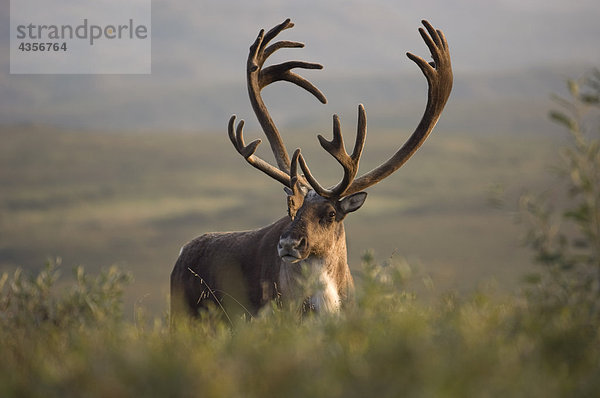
[278,235,308,262]
[278,236,306,251]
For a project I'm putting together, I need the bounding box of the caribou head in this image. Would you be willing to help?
[171,19,452,321]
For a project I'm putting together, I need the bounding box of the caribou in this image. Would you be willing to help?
[170,19,453,320]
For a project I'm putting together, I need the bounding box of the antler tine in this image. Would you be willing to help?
[228,115,292,187]
[246,19,327,176]
[259,61,327,103]
[263,40,304,61]
[343,20,453,195]
[298,105,367,199]
[261,18,295,53]
[289,148,300,188]
[286,149,308,220]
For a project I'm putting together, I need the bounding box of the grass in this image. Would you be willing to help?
[1,257,598,398]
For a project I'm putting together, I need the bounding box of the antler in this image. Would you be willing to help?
[297,105,367,198]
[297,20,453,198]
[286,149,307,219]
[228,116,291,186]
[229,18,327,187]
[344,20,453,195]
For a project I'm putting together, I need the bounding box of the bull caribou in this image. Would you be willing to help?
[171,19,452,320]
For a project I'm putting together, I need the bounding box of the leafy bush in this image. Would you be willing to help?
[0,258,132,329]
[519,69,600,319]
[0,257,599,397]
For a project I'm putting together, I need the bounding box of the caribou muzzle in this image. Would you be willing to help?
[277,235,308,263]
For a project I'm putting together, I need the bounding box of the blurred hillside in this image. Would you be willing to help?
[0,124,560,314]
[0,64,586,135]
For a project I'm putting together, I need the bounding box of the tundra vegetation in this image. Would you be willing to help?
[1,69,599,397]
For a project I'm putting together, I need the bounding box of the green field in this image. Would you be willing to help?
[2,112,599,397]
[2,252,599,397]
[0,124,560,315]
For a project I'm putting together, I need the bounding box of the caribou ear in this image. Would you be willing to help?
[339,192,367,214]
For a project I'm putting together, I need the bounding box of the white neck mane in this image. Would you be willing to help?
[279,257,341,313]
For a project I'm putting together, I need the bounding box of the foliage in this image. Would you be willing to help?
[0,258,132,329]
[519,68,600,318]
[1,257,599,397]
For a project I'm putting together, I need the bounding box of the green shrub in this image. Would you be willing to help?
[1,258,599,398]
[0,258,132,329]
[519,69,600,320]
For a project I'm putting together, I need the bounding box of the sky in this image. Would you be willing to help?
[142,0,600,83]
[0,0,599,130]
